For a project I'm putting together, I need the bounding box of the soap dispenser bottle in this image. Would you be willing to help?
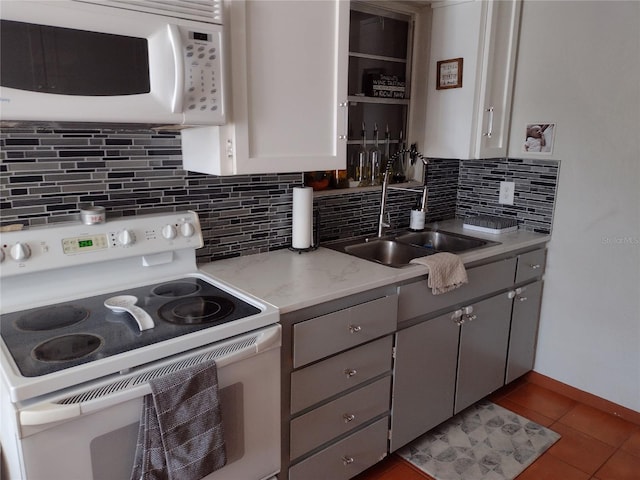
[409,204,425,231]
[409,186,428,231]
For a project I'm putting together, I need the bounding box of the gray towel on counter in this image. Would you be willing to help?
[131,360,226,480]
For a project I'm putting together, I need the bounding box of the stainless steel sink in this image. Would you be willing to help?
[324,230,498,268]
[395,230,498,252]
[325,237,434,268]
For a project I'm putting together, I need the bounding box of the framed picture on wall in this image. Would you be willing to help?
[436,58,463,90]
[523,123,556,154]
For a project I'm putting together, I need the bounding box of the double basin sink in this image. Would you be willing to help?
[324,230,499,268]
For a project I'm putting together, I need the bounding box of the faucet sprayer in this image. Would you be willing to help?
[377,146,429,237]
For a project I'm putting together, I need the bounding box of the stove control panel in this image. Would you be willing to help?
[0,211,203,277]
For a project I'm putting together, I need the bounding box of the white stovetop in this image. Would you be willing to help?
[199,220,550,314]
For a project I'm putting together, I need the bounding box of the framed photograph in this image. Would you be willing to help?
[436,58,463,90]
[523,123,556,154]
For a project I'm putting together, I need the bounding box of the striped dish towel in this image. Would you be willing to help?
[131,360,226,480]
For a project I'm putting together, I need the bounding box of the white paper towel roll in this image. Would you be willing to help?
[292,187,313,249]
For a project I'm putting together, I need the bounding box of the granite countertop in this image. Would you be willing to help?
[198,219,550,314]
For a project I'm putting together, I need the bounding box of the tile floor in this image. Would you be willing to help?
[353,378,640,480]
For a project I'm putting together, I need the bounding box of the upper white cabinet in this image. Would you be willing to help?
[182,0,349,175]
[424,0,521,159]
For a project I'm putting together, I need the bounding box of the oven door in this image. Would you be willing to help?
[6,325,280,480]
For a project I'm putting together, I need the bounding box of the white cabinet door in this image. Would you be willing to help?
[182,0,349,175]
[474,0,521,158]
[424,0,521,159]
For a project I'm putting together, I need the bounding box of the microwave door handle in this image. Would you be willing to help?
[167,24,185,113]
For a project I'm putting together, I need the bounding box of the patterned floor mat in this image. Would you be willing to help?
[397,400,561,480]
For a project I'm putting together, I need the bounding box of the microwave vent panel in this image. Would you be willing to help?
[73,0,223,25]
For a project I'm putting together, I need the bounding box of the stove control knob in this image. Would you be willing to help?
[10,242,31,261]
[117,229,136,246]
[180,222,195,237]
[162,224,178,240]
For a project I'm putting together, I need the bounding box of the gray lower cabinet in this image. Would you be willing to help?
[288,417,389,480]
[282,247,547,477]
[390,313,459,451]
[282,288,398,480]
[454,293,513,413]
[515,249,546,284]
[390,247,547,452]
[290,336,393,414]
[391,292,513,451]
[505,280,543,383]
[290,376,391,460]
[397,257,517,323]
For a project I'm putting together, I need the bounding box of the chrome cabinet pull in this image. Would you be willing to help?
[508,287,524,299]
[453,306,476,325]
[343,413,356,423]
[483,106,494,138]
[344,368,357,378]
[529,263,541,269]
[451,309,464,326]
[339,100,349,140]
[348,324,362,334]
[509,287,528,302]
[342,456,355,466]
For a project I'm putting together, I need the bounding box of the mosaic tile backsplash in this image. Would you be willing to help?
[1,127,558,263]
[457,158,559,234]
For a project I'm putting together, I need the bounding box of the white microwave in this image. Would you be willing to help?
[0,0,226,126]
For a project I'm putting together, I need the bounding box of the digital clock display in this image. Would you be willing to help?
[62,233,107,255]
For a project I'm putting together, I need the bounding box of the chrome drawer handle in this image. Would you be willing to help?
[529,264,541,269]
[343,413,356,423]
[348,324,362,334]
[342,456,355,466]
[518,296,528,302]
[344,368,357,378]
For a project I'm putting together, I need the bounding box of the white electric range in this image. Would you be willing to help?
[0,211,281,480]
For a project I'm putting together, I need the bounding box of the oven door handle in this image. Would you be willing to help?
[20,402,81,426]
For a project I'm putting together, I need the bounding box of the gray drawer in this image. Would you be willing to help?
[288,417,389,480]
[293,294,397,368]
[290,376,391,460]
[515,249,546,283]
[290,336,393,414]
[398,257,517,323]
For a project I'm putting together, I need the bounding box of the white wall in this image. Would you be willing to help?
[508,1,640,411]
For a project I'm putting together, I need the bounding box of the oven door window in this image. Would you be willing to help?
[0,20,150,96]
[89,384,245,480]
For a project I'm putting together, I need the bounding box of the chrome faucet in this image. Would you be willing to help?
[377,147,429,237]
